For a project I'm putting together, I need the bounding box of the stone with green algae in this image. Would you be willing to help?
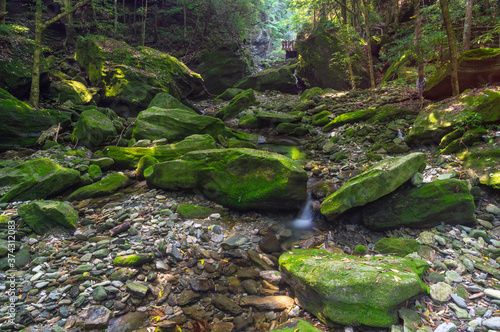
[0,158,81,203]
[323,108,377,131]
[88,164,102,182]
[320,152,426,219]
[103,134,216,169]
[234,66,297,94]
[300,87,324,102]
[49,80,93,105]
[373,238,421,257]
[215,89,257,120]
[440,127,488,154]
[113,253,154,267]
[177,204,217,219]
[271,318,323,332]
[147,92,194,112]
[279,249,428,328]
[217,88,244,101]
[72,109,117,148]
[458,147,500,189]
[17,200,79,235]
[68,173,129,201]
[136,155,159,181]
[145,148,307,210]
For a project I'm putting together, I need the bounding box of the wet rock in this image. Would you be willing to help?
[211,294,243,315]
[240,295,294,310]
[259,231,282,253]
[189,278,215,292]
[430,282,453,302]
[126,282,148,298]
[113,253,154,267]
[76,305,112,329]
[17,200,78,235]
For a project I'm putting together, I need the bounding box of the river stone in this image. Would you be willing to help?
[272,318,323,332]
[72,109,117,148]
[215,89,257,119]
[126,282,148,298]
[17,200,79,235]
[221,233,249,250]
[373,238,420,257]
[279,249,428,327]
[189,278,215,292]
[211,294,243,315]
[113,253,153,267]
[76,305,112,329]
[486,205,500,215]
[433,322,457,332]
[321,153,426,219]
[430,282,453,302]
[68,173,129,201]
[449,303,469,319]
[239,295,294,310]
[93,286,107,301]
[0,158,81,203]
[482,317,500,330]
[484,288,500,299]
[145,148,308,210]
[362,179,476,230]
[450,294,467,309]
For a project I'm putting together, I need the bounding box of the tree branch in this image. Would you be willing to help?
[41,0,92,31]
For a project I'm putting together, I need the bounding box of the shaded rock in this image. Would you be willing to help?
[178,289,201,306]
[68,173,129,200]
[145,148,308,210]
[279,249,428,327]
[458,147,500,189]
[0,158,81,203]
[113,253,154,267]
[239,295,294,310]
[373,238,420,257]
[76,305,112,329]
[72,108,117,148]
[363,179,476,230]
[222,233,249,250]
[211,294,243,315]
[217,88,245,101]
[320,153,426,219]
[255,110,304,126]
[148,92,195,112]
[423,48,500,100]
[234,66,298,94]
[107,312,148,332]
[323,108,377,131]
[189,278,215,292]
[0,88,71,150]
[215,89,257,119]
[259,231,282,253]
[126,282,148,298]
[104,134,217,168]
[49,80,93,105]
[17,200,78,235]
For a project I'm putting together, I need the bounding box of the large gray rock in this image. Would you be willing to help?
[320,153,427,219]
[279,249,428,327]
[234,66,298,94]
[145,148,308,210]
[17,200,79,235]
[363,179,477,230]
[0,158,81,203]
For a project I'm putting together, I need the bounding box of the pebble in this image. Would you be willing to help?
[482,317,500,330]
[484,288,500,300]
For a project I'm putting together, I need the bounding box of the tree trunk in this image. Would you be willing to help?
[114,0,118,36]
[393,0,399,30]
[61,0,76,48]
[341,0,347,25]
[361,0,376,88]
[29,0,91,108]
[462,0,473,53]
[0,0,6,24]
[183,0,187,38]
[142,0,148,46]
[153,4,158,44]
[414,0,424,107]
[439,0,460,96]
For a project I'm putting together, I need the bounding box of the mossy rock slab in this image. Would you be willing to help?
[17,200,79,235]
[148,92,194,112]
[363,179,476,230]
[424,49,500,100]
[217,88,245,101]
[73,109,117,148]
[279,249,428,327]
[406,89,500,145]
[215,89,257,120]
[373,238,421,257]
[68,173,129,201]
[177,204,216,219]
[458,147,500,189]
[145,148,308,210]
[49,80,93,105]
[103,134,217,169]
[320,153,427,219]
[323,108,377,131]
[234,66,297,94]
[132,107,227,142]
[113,253,154,267]
[440,127,488,154]
[0,158,81,203]
[0,88,71,150]
[256,111,304,126]
[272,318,323,332]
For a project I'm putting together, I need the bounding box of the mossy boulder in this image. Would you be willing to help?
[363,179,476,230]
[148,92,194,112]
[320,153,427,219]
[296,26,369,90]
[234,66,297,94]
[373,238,421,257]
[145,148,308,210]
[188,43,253,95]
[68,173,129,201]
[256,111,304,126]
[132,107,227,142]
[272,319,323,332]
[136,155,159,180]
[311,111,330,126]
[217,88,245,101]
[276,123,308,136]
[88,164,103,182]
[440,127,488,154]
[279,249,428,327]
[458,147,500,189]
[113,253,154,267]
[73,109,117,148]
[215,89,258,119]
[424,49,500,100]
[177,204,216,219]
[17,200,79,235]
[49,80,93,105]
[0,158,81,203]
[406,89,500,144]
[0,88,71,150]
[104,134,217,169]
[300,87,324,102]
[323,108,377,131]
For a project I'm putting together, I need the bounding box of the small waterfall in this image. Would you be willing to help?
[397,129,404,140]
[291,194,315,229]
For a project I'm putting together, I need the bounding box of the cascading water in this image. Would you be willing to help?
[290,194,315,230]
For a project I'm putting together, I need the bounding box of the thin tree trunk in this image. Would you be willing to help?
[183,0,187,38]
[61,0,76,48]
[361,0,376,88]
[462,0,473,53]
[0,0,7,24]
[341,0,347,25]
[114,0,118,36]
[439,0,460,96]
[393,0,399,30]
[415,0,424,107]
[153,4,158,44]
[142,0,148,46]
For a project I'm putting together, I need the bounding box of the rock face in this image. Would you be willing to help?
[148,92,195,113]
[188,43,253,95]
[75,36,204,116]
[132,107,228,142]
[423,49,500,100]
[234,66,298,94]
[72,109,118,148]
[17,200,79,235]
[0,158,81,203]
[362,179,477,230]
[295,26,369,90]
[406,89,500,145]
[49,80,93,105]
[104,134,217,168]
[68,173,129,201]
[215,89,257,120]
[0,88,71,151]
[320,153,427,219]
[458,147,500,189]
[279,249,429,327]
[145,148,308,210]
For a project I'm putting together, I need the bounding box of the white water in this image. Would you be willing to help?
[291,194,315,229]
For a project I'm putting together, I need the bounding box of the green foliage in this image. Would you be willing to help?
[454,112,483,131]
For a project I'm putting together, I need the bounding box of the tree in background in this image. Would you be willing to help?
[462,0,473,52]
[361,0,375,88]
[439,0,459,96]
[0,0,6,24]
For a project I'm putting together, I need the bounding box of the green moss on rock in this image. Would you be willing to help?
[177,204,216,219]
[17,200,79,235]
[49,80,93,105]
[373,238,421,257]
[113,253,153,267]
[68,173,129,201]
[136,155,159,180]
[300,87,324,102]
[234,66,297,94]
[323,108,377,131]
[217,88,244,101]
[73,109,117,148]
[458,147,500,189]
[216,89,257,119]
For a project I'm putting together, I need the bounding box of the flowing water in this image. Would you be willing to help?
[290,194,315,230]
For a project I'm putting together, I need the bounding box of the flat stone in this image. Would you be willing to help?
[484,288,500,299]
[211,294,243,315]
[450,294,467,309]
[449,303,469,319]
[240,295,294,310]
[486,205,500,215]
[93,286,108,301]
[433,322,456,332]
[430,282,453,302]
[189,278,215,292]
[126,282,148,298]
[76,305,112,329]
[221,233,249,250]
[483,317,500,329]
